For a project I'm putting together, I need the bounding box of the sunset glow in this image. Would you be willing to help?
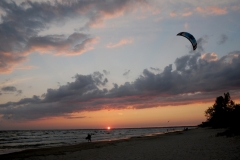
[0,0,240,130]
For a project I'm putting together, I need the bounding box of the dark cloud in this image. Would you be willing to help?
[1,86,17,92]
[123,70,130,76]
[64,116,86,119]
[0,49,240,120]
[103,70,110,75]
[150,67,161,72]
[57,82,61,87]
[217,34,228,45]
[16,90,22,96]
[1,86,23,96]
[26,33,97,56]
[0,0,147,73]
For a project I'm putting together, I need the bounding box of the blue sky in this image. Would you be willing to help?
[0,0,240,129]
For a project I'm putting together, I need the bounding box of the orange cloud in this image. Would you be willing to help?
[83,0,149,29]
[151,8,161,15]
[201,53,218,62]
[26,36,99,56]
[0,0,148,74]
[202,51,239,65]
[170,11,177,17]
[196,6,227,15]
[182,11,192,17]
[106,38,133,48]
[0,52,27,74]
[58,37,99,56]
[0,35,99,74]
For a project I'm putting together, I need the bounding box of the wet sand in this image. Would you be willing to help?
[1,128,240,160]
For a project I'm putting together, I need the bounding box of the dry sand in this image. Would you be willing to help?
[1,128,240,160]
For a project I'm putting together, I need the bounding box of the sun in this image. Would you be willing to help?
[107,126,111,130]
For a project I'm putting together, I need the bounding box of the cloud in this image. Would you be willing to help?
[0,0,147,73]
[0,52,26,74]
[26,33,99,56]
[106,38,133,48]
[103,70,110,75]
[1,47,240,120]
[201,53,218,62]
[78,0,148,30]
[64,115,86,119]
[169,5,228,18]
[1,86,22,96]
[182,12,192,17]
[195,6,227,15]
[16,90,22,96]
[150,67,161,72]
[123,70,131,76]
[217,34,228,45]
[1,86,17,92]
[170,11,177,17]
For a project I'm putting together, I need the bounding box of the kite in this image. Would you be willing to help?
[177,32,197,50]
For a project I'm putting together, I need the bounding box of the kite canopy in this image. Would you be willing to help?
[177,32,197,50]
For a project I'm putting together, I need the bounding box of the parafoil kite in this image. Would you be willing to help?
[177,32,197,50]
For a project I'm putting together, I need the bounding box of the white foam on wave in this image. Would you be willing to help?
[0,126,196,155]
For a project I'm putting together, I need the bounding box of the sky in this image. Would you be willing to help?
[0,0,240,130]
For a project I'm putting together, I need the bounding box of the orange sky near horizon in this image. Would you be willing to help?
[0,102,210,130]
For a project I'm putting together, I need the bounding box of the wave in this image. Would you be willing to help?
[0,126,196,155]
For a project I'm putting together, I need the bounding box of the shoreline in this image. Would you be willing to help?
[0,129,183,156]
[1,128,240,160]
[0,127,188,155]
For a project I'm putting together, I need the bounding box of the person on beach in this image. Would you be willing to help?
[86,133,91,142]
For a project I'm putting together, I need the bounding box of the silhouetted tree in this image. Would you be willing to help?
[202,92,240,136]
[205,92,234,128]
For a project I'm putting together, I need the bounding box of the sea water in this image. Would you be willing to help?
[0,126,195,155]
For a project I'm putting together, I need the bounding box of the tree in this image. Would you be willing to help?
[203,92,240,136]
[205,92,234,128]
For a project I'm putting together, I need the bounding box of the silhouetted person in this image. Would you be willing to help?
[86,133,91,142]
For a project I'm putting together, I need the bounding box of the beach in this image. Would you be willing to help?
[1,127,239,160]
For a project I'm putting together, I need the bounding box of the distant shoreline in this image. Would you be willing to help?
[1,127,240,160]
[0,125,197,131]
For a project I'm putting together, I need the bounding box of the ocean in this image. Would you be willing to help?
[0,126,195,155]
